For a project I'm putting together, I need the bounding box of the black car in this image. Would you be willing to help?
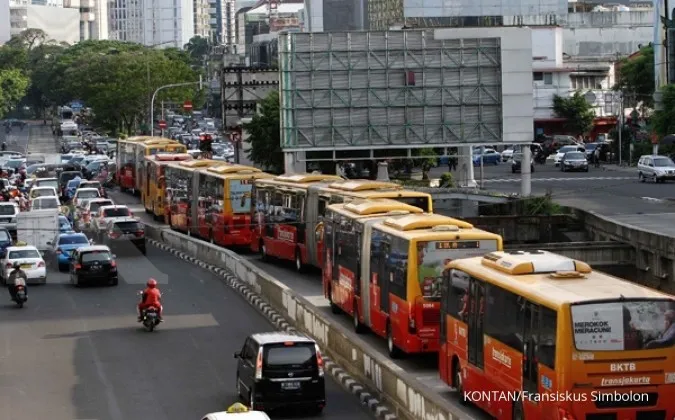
[103,218,146,255]
[235,332,326,414]
[560,151,589,172]
[511,152,534,174]
[69,245,118,286]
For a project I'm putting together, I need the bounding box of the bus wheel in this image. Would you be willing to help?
[294,249,305,273]
[209,229,214,244]
[353,301,365,334]
[328,289,340,314]
[453,359,467,405]
[512,401,524,420]
[386,323,402,359]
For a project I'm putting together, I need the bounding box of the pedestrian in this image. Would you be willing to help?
[594,147,601,168]
[448,149,458,171]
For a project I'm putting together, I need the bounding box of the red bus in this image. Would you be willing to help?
[323,203,503,358]
[116,137,186,193]
[251,174,432,272]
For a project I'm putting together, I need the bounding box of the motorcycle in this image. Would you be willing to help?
[141,307,160,331]
[14,284,27,308]
[534,152,547,165]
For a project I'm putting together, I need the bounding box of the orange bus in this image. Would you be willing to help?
[116,137,187,193]
[439,250,675,420]
[323,207,503,358]
[164,160,226,232]
[142,153,192,221]
[134,139,187,192]
[191,164,273,246]
[251,174,433,272]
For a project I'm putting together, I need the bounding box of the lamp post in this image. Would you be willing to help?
[150,76,203,137]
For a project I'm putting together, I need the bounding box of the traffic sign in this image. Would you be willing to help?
[158,120,167,129]
[183,100,193,111]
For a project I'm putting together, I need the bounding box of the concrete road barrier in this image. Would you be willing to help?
[144,224,476,420]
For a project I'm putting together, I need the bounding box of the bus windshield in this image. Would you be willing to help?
[417,240,499,299]
[394,196,429,212]
[571,299,675,351]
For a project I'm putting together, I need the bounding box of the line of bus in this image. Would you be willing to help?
[323,200,503,358]
[250,174,434,272]
[164,159,273,247]
[116,137,187,193]
[141,153,193,221]
[440,250,675,420]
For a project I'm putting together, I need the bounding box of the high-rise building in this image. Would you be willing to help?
[193,0,210,37]
[108,0,194,47]
[301,0,367,32]
[0,0,11,43]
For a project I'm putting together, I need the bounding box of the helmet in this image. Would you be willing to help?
[147,278,157,288]
[13,262,20,269]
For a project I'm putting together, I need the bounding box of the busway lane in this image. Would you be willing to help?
[106,190,490,420]
[0,243,374,420]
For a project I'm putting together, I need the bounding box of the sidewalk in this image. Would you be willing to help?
[597,164,636,174]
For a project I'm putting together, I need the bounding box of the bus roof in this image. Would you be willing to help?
[120,136,152,143]
[206,164,262,175]
[384,214,473,231]
[327,180,402,192]
[329,199,423,217]
[274,173,343,184]
[448,250,672,307]
[146,153,192,162]
[374,213,501,242]
[139,139,177,147]
[177,159,225,169]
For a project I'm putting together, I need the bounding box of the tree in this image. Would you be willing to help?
[552,92,595,137]
[184,36,209,68]
[0,69,30,118]
[614,45,654,110]
[651,84,675,137]
[245,91,284,173]
[6,28,48,50]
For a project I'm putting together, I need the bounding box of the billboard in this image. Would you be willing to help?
[279,28,533,153]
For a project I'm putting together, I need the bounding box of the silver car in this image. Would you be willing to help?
[560,151,589,172]
[638,155,675,183]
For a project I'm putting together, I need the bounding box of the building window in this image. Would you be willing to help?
[534,72,553,85]
[543,72,553,85]
[571,75,604,90]
[533,72,543,81]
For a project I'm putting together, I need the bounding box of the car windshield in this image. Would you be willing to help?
[565,152,585,159]
[6,160,24,168]
[653,157,675,167]
[37,180,58,189]
[81,251,112,263]
[263,343,316,369]
[104,208,130,217]
[0,230,10,241]
[82,182,101,189]
[90,201,112,212]
[77,190,99,199]
[32,189,54,198]
[58,235,89,245]
[0,205,15,215]
[559,146,576,153]
[70,157,84,163]
[8,249,40,259]
[33,198,58,209]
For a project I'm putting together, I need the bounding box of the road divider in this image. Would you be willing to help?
[143,224,475,420]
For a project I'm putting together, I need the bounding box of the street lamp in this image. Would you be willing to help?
[150,76,203,137]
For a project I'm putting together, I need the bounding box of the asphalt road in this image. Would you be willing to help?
[0,243,374,420]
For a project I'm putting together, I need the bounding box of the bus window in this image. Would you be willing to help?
[444,269,470,320]
[395,196,429,212]
[538,307,557,369]
[370,229,390,310]
[389,237,408,300]
[318,197,329,217]
[335,215,360,296]
[485,284,524,352]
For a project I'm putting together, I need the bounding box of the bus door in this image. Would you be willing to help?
[322,212,335,298]
[522,302,540,411]
[358,222,374,327]
[145,162,152,201]
[467,279,485,369]
[304,186,322,266]
[188,172,200,235]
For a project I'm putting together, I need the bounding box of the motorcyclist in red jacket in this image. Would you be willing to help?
[137,278,163,322]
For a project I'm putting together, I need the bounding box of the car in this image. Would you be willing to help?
[79,180,106,197]
[0,202,19,230]
[511,152,534,173]
[1,245,46,285]
[68,245,118,287]
[0,227,13,256]
[48,232,90,271]
[201,403,270,420]
[29,186,58,200]
[31,196,61,210]
[58,170,83,198]
[501,146,516,162]
[552,145,585,166]
[102,217,145,255]
[472,148,501,165]
[2,158,26,175]
[77,198,113,231]
[560,151,589,172]
[33,177,59,191]
[59,215,73,233]
[235,332,326,413]
[92,205,133,239]
[72,187,100,208]
[638,155,675,183]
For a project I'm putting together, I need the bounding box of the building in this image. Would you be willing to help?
[108,0,194,47]
[210,0,235,45]
[301,0,368,32]
[6,0,107,43]
[194,0,210,38]
[1,0,10,43]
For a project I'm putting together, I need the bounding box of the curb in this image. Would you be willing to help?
[641,196,666,203]
[148,238,397,420]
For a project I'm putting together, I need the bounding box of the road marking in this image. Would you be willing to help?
[483,176,634,183]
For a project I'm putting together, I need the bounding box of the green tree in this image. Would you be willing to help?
[614,45,654,110]
[0,69,30,118]
[552,92,595,137]
[184,36,209,68]
[245,91,284,173]
[651,84,675,137]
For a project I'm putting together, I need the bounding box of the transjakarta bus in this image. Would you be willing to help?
[134,139,187,192]
[141,153,192,221]
[440,250,675,420]
[164,159,227,232]
[116,137,186,193]
[324,209,503,358]
[251,174,433,272]
[191,164,273,246]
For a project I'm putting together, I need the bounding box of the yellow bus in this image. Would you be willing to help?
[323,210,503,357]
[142,153,192,220]
[251,174,433,271]
[440,250,675,420]
[135,139,187,192]
[116,137,187,193]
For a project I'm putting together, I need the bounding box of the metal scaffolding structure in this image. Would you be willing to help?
[279,30,504,153]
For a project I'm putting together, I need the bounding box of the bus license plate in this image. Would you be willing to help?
[281,381,300,391]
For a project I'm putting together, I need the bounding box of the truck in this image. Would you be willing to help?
[16,209,60,251]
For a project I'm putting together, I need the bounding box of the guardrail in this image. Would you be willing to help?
[143,224,476,420]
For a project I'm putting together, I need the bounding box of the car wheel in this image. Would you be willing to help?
[58,263,67,272]
[511,168,516,173]
[639,172,645,183]
[110,276,118,286]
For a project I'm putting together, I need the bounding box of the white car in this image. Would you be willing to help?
[501,146,516,162]
[552,145,586,166]
[2,246,47,285]
[637,155,675,183]
[31,196,61,210]
[92,205,133,239]
[0,202,19,230]
[77,198,114,231]
[72,188,101,208]
[34,177,59,190]
[29,186,58,200]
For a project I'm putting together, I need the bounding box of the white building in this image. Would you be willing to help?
[301,0,367,32]
[108,0,193,47]
[1,0,11,43]
[194,0,210,38]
